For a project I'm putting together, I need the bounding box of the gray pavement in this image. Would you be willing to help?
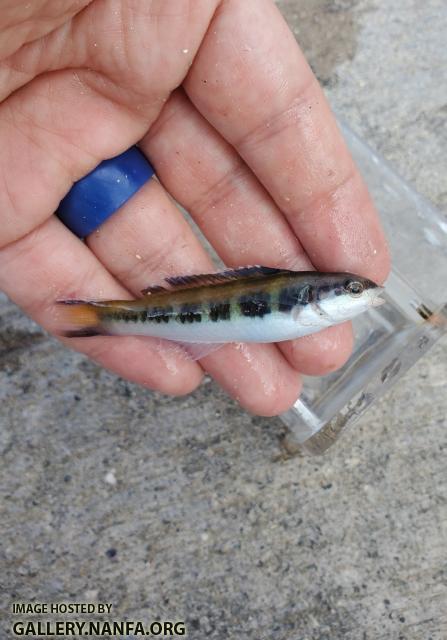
[1,1,446,638]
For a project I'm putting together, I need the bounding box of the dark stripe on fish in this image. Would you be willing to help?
[178,304,202,324]
[209,302,231,322]
[116,306,173,324]
[278,284,313,312]
[238,291,271,318]
[150,306,172,323]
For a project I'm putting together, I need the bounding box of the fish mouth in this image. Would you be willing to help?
[370,287,386,307]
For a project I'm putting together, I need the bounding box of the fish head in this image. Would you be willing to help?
[312,273,385,323]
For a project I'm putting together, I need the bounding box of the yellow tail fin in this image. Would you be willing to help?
[57,300,106,338]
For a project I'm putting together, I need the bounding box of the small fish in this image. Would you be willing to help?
[57,266,385,359]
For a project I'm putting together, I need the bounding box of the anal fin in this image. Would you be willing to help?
[159,340,227,361]
[180,342,226,361]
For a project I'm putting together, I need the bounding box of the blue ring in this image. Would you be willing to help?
[57,146,155,238]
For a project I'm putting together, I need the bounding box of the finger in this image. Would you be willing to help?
[184,0,391,283]
[87,176,302,416]
[142,89,354,375]
[0,216,203,395]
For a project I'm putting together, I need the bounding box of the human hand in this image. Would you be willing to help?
[0,0,390,416]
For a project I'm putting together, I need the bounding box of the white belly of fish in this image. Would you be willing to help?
[104,306,333,344]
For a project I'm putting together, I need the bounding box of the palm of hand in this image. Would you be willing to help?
[0,0,389,415]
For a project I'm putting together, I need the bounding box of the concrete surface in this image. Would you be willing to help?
[1,1,446,638]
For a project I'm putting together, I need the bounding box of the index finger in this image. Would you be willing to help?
[185,0,390,283]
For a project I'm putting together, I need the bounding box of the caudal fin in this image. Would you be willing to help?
[57,299,109,338]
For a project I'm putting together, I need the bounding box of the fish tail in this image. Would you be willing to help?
[57,299,112,338]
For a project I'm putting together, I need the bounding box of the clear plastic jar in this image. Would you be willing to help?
[280,122,447,455]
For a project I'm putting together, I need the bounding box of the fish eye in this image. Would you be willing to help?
[344,279,364,297]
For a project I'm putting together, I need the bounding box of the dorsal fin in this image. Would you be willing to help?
[140,284,169,296]
[164,266,285,290]
[140,266,286,296]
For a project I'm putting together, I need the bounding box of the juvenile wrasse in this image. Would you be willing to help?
[58,266,384,359]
